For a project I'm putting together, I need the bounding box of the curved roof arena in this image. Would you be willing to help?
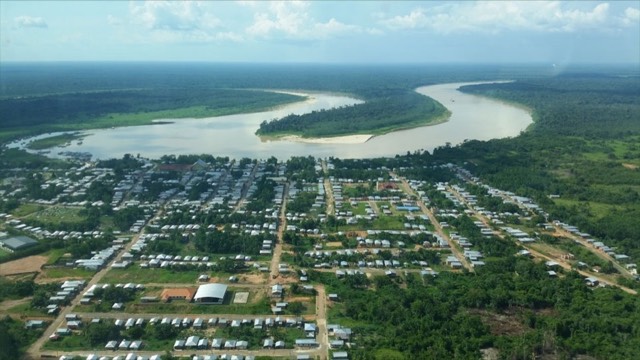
[193,283,228,301]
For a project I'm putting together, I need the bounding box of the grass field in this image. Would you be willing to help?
[6,301,53,317]
[27,206,86,224]
[39,267,96,280]
[102,267,202,284]
[12,203,45,218]
[45,248,70,265]
[553,198,619,219]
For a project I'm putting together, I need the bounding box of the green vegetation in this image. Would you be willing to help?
[101,267,203,284]
[257,90,450,138]
[0,88,303,140]
[26,132,84,150]
[0,316,44,360]
[317,258,640,360]
[439,75,640,260]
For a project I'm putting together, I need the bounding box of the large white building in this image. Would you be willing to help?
[193,283,228,304]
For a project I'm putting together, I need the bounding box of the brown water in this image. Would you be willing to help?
[13,82,532,160]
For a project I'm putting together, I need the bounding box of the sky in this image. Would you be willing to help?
[1,1,639,64]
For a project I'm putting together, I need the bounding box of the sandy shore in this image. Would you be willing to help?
[278,134,373,144]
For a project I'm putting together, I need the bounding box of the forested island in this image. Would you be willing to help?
[256,89,450,138]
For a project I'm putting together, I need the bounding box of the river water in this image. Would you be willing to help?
[12,82,532,160]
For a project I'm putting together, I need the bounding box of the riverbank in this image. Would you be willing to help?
[263,134,374,144]
[0,90,306,146]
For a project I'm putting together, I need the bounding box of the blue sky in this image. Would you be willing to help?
[1,1,639,64]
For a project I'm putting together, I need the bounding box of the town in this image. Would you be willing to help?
[1,152,637,360]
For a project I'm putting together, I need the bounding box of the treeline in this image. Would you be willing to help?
[257,90,448,137]
[0,88,300,130]
[430,73,640,260]
[459,75,640,138]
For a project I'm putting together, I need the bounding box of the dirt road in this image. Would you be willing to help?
[270,182,289,284]
[445,185,637,295]
[321,160,335,217]
[392,172,473,271]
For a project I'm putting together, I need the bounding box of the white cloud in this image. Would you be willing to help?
[130,1,220,31]
[107,15,123,26]
[127,0,242,43]
[14,16,48,29]
[622,7,640,26]
[246,1,361,40]
[380,1,625,34]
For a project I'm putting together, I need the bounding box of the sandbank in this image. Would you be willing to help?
[278,134,373,144]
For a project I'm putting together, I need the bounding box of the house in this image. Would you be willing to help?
[160,287,196,302]
[304,323,317,337]
[271,284,283,298]
[25,320,45,329]
[334,327,352,340]
[295,339,318,348]
[330,339,345,349]
[333,352,349,360]
[585,277,600,287]
[185,335,200,348]
[173,340,185,350]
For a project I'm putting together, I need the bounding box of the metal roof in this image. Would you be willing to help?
[194,283,228,301]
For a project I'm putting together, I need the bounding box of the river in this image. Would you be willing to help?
[11,82,532,160]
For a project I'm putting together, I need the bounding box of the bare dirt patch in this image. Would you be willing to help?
[622,163,638,170]
[325,242,343,248]
[0,255,47,276]
[0,297,32,312]
[240,273,267,285]
[233,292,249,304]
[470,309,527,336]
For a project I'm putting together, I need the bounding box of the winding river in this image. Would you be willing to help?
[12,82,532,160]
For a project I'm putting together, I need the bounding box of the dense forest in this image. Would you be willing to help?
[256,89,449,137]
[319,258,640,360]
[459,75,640,138]
[0,88,301,131]
[0,62,568,142]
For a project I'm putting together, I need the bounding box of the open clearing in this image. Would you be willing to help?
[0,255,47,276]
[233,292,249,304]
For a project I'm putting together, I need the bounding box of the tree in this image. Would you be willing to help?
[288,301,305,316]
[84,322,120,346]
